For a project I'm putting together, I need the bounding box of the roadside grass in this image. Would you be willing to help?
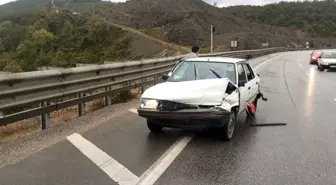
[0,88,141,143]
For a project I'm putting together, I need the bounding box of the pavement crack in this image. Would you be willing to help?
[283,60,297,109]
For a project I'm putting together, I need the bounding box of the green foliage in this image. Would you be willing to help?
[0,0,112,19]
[225,0,336,37]
[0,8,131,72]
[3,60,23,73]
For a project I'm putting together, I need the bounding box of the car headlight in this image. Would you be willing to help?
[140,99,159,109]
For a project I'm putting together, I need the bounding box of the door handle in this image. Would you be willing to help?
[248,87,251,90]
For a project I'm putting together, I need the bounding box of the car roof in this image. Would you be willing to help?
[321,49,336,53]
[184,57,246,64]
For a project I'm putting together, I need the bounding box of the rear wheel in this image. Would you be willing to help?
[147,120,163,132]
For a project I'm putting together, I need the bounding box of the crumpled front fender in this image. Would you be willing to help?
[218,90,239,112]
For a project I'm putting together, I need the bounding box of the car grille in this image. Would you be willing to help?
[157,100,198,111]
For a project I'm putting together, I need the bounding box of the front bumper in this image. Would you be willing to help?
[320,62,336,68]
[310,58,318,63]
[137,108,231,129]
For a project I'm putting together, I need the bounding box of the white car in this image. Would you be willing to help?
[137,57,265,141]
[317,51,336,71]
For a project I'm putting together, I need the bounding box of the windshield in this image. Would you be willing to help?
[321,52,336,58]
[313,50,321,55]
[167,61,236,84]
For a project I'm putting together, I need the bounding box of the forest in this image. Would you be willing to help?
[0,8,131,72]
[224,0,336,38]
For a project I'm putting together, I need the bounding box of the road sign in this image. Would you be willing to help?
[231,40,238,48]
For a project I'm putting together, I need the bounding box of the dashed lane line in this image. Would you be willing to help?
[136,135,194,185]
[67,133,139,185]
[128,108,194,185]
[129,109,138,114]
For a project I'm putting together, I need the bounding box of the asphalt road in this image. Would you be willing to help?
[1,50,336,185]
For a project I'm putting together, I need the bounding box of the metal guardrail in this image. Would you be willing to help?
[0,47,301,128]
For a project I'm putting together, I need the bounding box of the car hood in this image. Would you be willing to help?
[321,58,336,63]
[141,78,233,105]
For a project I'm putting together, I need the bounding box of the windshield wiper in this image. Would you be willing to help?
[209,69,222,78]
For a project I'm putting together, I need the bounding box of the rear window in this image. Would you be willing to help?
[321,52,336,58]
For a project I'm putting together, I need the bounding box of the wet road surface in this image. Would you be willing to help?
[1,51,336,185]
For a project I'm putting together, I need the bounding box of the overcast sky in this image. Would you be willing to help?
[0,0,307,6]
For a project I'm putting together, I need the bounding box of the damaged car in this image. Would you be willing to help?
[137,57,265,141]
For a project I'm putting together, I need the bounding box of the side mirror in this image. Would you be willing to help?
[238,81,245,87]
[162,74,169,80]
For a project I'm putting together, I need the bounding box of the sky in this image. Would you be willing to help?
[0,0,308,6]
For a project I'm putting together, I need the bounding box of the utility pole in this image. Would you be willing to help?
[211,24,215,53]
[92,0,95,15]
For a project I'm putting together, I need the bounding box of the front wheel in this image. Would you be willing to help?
[215,111,236,141]
[147,120,163,132]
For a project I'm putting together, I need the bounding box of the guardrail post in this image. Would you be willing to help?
[105,87,111,106]
[78,92,85,117]
[40,101,49,130]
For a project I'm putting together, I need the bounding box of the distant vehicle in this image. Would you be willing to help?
[317,51,336,71]
[137,57,266,141]
[310,49,322,64]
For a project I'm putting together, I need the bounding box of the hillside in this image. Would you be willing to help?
[99,0,335,50]
[0,0,112,19]
[0,8,182,72]
[224,0,336,38]
[1,0,336,72]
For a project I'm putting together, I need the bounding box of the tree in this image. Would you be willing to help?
[3,60,22,73]
[0,8,131,71]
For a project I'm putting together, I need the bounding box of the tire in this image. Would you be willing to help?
[319,64,324,71]
[147,120,163,132]
[215,111,236,141]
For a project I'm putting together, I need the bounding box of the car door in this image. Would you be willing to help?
[242,63,259,103]
[236,63,249,114]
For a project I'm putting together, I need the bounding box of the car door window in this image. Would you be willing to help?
[237,64,247,85]
[243,63,255,81]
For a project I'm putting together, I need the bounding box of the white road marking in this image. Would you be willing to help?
[136,135,194,185]
[299,64,303,68]
[129,109,138,114]
[254,53,287,70]
[67,133,139,185]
